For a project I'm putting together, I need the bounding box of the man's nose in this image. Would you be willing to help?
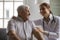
[28,12,30,16]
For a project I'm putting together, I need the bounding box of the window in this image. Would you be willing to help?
[0,0,23,28]
[14,2,23,16]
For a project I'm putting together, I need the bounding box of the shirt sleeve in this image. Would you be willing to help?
[7,19,16,33]
[48,31,59,39]
[32,21,40,29]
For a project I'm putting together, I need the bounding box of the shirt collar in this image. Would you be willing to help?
[17,16,29,22]
[17,16,24,21]
[43,14,53,22]
[49,14,53,21]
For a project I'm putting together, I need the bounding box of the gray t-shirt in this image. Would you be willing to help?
[7,17,35,40]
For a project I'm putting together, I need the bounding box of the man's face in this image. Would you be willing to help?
[24,7,30,19]
[18,7,30,21]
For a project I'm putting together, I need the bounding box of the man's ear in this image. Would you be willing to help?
[12,16,17,19]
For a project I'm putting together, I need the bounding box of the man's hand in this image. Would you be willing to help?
[7,30,21,40]
[32,27,45,40]
[35,26,44,33]
[36,26,49,36]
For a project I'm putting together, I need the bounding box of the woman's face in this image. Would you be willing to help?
[40,6,50,18]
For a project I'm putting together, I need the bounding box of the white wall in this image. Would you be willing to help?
[23,0,41,20]
[37,0,50,4]
[50,0,60,16]
[23,0,50,20]
[23,0,60,21]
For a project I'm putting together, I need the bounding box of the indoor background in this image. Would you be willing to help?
[0,0,60,40]
[0,0,60,28]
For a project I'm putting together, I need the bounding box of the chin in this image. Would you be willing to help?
[25,18,28,21]
[26,18,29,20]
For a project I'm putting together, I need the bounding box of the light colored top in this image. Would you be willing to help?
[7,17,35,40]
[34,14,60,40]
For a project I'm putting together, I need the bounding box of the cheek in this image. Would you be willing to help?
[40,11,46,16]
[45,9,50,13]
[23,13,28,18]
[40,9,46,14]
[40,13,45,16]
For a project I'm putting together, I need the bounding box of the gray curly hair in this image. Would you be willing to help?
[17,5,29,13]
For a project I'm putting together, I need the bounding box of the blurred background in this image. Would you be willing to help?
[0,0,60,40]
[0,0,60,28]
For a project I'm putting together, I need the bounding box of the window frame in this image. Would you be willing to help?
[0,0,23,28]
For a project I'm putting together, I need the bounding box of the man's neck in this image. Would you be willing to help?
[18,16,28,22]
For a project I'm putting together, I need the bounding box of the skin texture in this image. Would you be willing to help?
[18,7,30,22]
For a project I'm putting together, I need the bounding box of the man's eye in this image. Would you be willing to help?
[42,8,45,10]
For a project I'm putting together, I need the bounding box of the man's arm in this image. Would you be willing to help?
[32,28,45,40]
[32,21,45,40]
[7,16,21,40]
[7,30,21,40]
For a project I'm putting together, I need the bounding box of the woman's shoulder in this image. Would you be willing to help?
[54,16,60,20]
[54,16,60,23]
[32,18,43,25]
[8,16,18,23]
